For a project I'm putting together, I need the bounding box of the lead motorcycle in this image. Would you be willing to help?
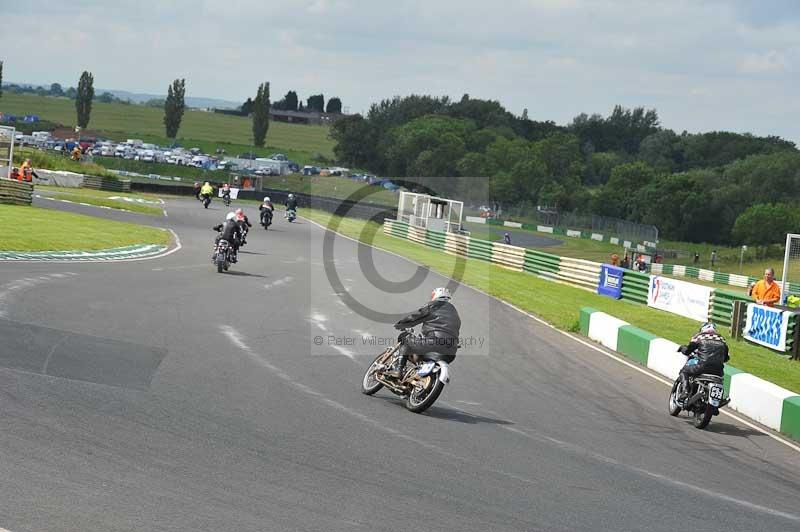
[668,355,730,429]
[212,239,233,273]
[361,328,452,413]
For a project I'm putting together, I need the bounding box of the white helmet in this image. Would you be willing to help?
[263,196,270,202]
[288,193,295,199]
[226,212,236,221]
[431,287,452,301]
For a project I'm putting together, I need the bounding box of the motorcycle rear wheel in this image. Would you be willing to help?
[693,402,714,429]
[405,375,445,413]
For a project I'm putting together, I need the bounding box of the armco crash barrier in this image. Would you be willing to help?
[384,219,602,292]
[579,307,800,440]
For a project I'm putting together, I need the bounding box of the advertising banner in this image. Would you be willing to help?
[648,276,712,322]
[218,187,240,199]
[744,304,790,352]
[597,264,624,299]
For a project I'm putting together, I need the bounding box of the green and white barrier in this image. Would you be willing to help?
[579,307,800,440]
[0,244,168,262]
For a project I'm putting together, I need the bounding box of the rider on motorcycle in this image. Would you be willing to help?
[235,208,252,245]
[285,193,298,218]
[385,287,461,379]
[200,181,214,202]
[259,196,274,226]
[213,212,242,263]
[222,183,231,203]
[677,322,729,402]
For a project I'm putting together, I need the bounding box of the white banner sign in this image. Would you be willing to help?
[648,275,712,322]
[218,187,240,199]
[744,304,790,352]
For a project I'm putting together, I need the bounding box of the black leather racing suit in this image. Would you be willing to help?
[213,220,242,260]
[286,197,298,212]
[679,331,729,396]
[391,298,461,377]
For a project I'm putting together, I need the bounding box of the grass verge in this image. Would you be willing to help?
[36,186,164,216]
[0,205,171,251]
[303,209,800,394]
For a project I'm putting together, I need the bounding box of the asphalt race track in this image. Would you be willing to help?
[1,196,799,532]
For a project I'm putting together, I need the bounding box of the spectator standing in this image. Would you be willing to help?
[621,254,630,269]
[611,253,620,266]
[693,252,700,265]
[711,250,717,269]
[637,255,648,272]
[749,268,782,307]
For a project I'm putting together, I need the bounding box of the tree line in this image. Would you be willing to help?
[330,94,799,245]
[0,63,274,148]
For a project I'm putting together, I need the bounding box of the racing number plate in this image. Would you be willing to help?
[709,384,723,407]
[417,362,436,377]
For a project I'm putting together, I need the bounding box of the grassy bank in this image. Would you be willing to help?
[14,148,117,178]
[1,93,335,161]
[0,205,170,250]
[303,209,800,393]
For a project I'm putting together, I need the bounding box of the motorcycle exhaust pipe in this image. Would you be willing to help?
[684,390,704,408]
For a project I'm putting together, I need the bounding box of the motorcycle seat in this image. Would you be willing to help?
[696,374,723,383]
[421,352,456,364]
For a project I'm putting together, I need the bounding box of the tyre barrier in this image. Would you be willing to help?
[0,179,33,205]
[82,175,131,192]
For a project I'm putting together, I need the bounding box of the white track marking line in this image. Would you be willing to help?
[300,215,800,455]
[220,325,537,486]
[502,424,800,523]
[263,276,294,289]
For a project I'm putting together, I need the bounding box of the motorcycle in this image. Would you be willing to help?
[222,191,231,207]
[260,208,273,230]
[240,224,249,246]
[361,329,452,413]
[201,193,212,209]
[213,239,233,273]
[668,356,730,429]
[286,208,297,223]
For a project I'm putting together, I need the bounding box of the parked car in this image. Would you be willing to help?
[269,153,288,161]
[303,165,321,175]
[254,168,273,176]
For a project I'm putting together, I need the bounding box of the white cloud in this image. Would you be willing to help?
[1,0,798,142]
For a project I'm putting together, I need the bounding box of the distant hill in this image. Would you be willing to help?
[6,82,241,110]
[101,89,240,110]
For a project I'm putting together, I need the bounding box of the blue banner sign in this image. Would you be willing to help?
[744,304,790,352]
[597,264,624,299]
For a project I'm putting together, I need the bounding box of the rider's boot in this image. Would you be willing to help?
[678,373,691,403]
[384,355,407,380]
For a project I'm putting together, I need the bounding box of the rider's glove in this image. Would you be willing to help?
[677,345,688,354]
[397,330,412,343]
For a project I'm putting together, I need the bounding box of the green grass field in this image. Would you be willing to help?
[2,93,336,161]
[0,204,170,250]
[303,209,800,393]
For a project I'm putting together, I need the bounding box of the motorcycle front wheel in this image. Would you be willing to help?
[405,374,445,413]
[361,351,389,395]
[216,255,225,273]
[668,379,682,416]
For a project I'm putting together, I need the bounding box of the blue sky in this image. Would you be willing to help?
[2,0,799,142]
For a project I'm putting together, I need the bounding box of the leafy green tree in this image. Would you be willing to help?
[240,97,255,115]
[307,94,324,112]
[584,151,625,185]
[163,78,186,138]
[326,97,342,114]
[0,60,3,99]
[591,161,658,218]
[252,82,271,147]
[49,83,63,97]
[75,71,94,128]
[383,115,474,177]
[732,204,800,245]
[532,132,584,180]
[331,114,375,167]
[65,86,77,99]
[98,92,115,103]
